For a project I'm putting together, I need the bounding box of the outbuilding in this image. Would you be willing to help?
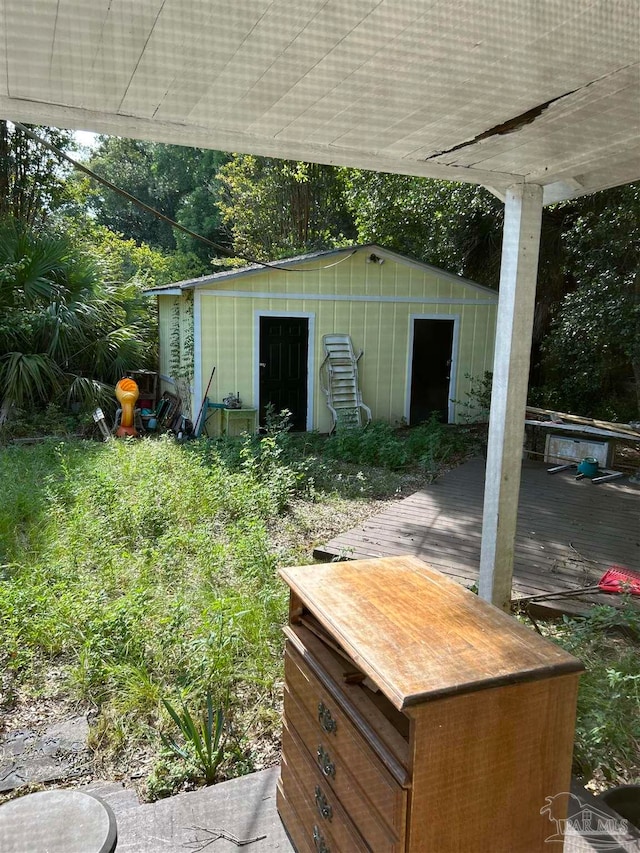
[147,244,498,434]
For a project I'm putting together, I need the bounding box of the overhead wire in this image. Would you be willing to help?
[12,122,357,273]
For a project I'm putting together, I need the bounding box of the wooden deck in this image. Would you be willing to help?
[315,458,640,614]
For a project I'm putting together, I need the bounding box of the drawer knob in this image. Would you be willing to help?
[318,702,337,735]
[314,785,333,821]
[313,825,330,853]
[316,745,336,779]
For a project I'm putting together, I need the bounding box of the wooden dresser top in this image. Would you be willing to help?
[280,555,583,710]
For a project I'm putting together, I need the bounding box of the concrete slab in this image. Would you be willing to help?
[112,767,293,853]
[85,781,141,814]
[0,716,91,793]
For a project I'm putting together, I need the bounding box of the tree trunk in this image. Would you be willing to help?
[0,397,13,427]
[0,120,9,218]
[633,270,640,417]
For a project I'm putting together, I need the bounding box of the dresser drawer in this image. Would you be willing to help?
[280,733,367,853]
[284,626,410,772]
[276,779,315,853]
[283,711,402,852]
[285,651,407,840]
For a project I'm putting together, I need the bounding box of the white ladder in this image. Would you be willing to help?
[320,334,372,432]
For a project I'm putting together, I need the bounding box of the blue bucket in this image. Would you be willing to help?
[577,457,599,477]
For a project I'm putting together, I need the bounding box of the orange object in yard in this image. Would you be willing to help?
[115,378,139,437]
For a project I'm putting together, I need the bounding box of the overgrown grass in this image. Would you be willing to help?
[0,436,292,794]
[217,416,481,491]
[540,602,640,786]
[2,424,635,796]
[0,421,478,795]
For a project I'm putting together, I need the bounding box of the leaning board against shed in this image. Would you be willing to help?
[277,555,584,853]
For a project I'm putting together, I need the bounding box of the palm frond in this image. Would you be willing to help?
[0,351,61,406]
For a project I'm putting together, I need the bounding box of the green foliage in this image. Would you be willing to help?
[87,137,230,267]
[544,602,640,783]
[161,691,226,784]
[0,402,87,440]
[68,220,205,288]
[218,155,356,260]
[0,438,288,786]
[323,419,475,476]
[169,292,194,384]
[327,421,408,470]
[341,171,503,289]
[0,220,151,424]
[238,430,302,513]
[262,403,293,438]
[0,122,76,226]
[539,183,640,418]
[452,372,493,424]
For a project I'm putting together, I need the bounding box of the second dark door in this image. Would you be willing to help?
[259,316,309,431]
[409,318,454,424]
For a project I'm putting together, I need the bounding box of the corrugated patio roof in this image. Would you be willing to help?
[1,1,638,204]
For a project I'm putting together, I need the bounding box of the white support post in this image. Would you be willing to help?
[479,184,543,610]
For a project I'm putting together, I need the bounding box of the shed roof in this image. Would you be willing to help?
[143,244,498,298]
[1,1,638,204]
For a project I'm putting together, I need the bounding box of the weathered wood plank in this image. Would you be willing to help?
[316,458,640,614]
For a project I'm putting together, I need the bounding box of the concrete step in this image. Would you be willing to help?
[83,781,140,814]
[108,767,293,853]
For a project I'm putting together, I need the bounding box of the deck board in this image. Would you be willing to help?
[314,458,640,615]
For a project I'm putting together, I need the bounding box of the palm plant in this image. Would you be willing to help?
[0,220,150,425]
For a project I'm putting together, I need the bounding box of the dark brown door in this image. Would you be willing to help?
[410,319,454,424]
[259,316,308,431]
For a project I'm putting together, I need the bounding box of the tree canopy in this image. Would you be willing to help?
[217,155,357,261]
[88,137,230,267]
[341,172,504,288]
[540,184,640,419]
[0,121,76,226]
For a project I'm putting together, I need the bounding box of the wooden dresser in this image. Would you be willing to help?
[276,555,584,853]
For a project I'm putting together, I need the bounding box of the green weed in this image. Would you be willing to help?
[322,418,476,476]
[542,601,640,783]
[161,691,226,784]
[0,437,288,789]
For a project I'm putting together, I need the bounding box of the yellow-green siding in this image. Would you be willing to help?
[157,248,497,432]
